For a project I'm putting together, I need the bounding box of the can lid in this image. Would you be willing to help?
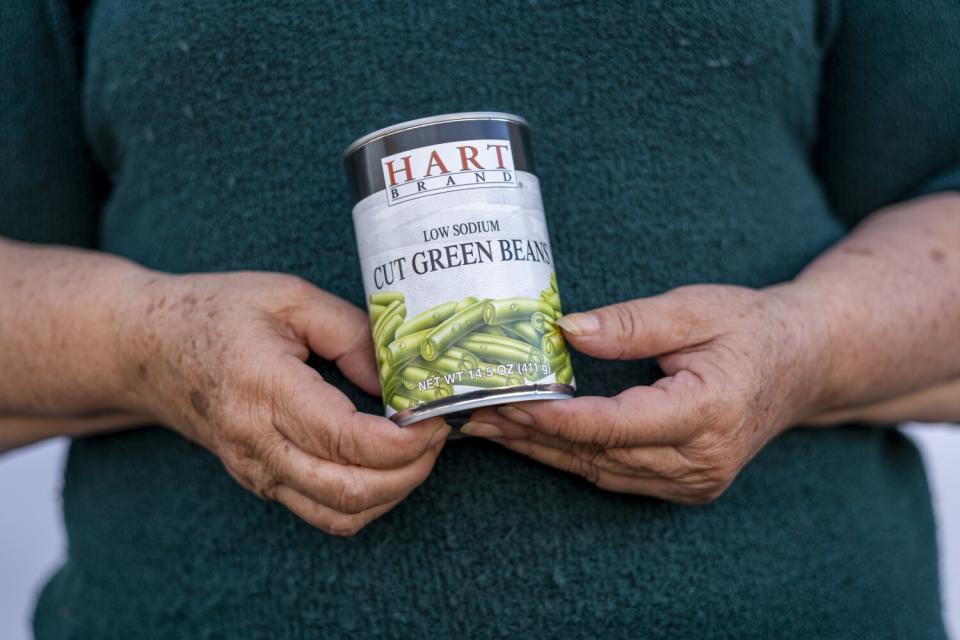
[342,111,529,161]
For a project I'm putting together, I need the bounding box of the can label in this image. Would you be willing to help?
[351,134,575,420]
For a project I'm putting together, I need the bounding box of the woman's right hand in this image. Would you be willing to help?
[116,271,450,536]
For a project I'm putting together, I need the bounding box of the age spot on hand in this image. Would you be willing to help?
[841,246,873,257]
[190,389,209,419]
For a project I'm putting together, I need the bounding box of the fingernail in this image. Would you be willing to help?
[497,405,535,426]
[556,313,599,336]
[460,421,504,438]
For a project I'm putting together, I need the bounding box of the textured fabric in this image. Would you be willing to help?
[2,0,959,638]
[0,0,101,246]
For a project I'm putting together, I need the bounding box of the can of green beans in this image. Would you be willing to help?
[343,112,575,426]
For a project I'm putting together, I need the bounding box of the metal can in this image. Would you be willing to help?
[344,112,575,426]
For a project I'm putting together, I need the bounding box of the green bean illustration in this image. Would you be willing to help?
[386,328,433,368]
[541,329,566,359]
[389,392,423,411]
[482,298,555,326]
[400,364,442,390]
[420,300,487,361]
[395,300,459,339]
[372,299,398,336]
[474,325,509,338]
[459,334,542,366]
[463,332,540,352]
[428,356,467,375]
[440,347,480,371]
[379,358,394,384]
[375,313,404,352]
[369,303,387,324]
[501,321,542,348]
[373,300,404,343]
[549,271,558,292]
[411,357,451,376]
[530,311,556,333]
[540,290,562,313]
[383,375,401,403]
[548,350,569,372]
[370,276,573,409]
[455,296,481,311]
[370,291,405,307]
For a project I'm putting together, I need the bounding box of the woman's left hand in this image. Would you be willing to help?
[466,284,829,504]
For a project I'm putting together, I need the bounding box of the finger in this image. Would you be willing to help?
[474,371,706,447]
[490,437,681,499]
[275,362,450,469]
[268,436,444,514]
[554,288,716,360]
[465,410,668,478]
[289,286,380,396]
[272,486,403,537]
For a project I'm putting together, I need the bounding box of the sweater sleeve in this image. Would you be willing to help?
[814,0,960,227]
[0,0,103,247]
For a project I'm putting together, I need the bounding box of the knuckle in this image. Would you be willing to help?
[218,438,289,503]
[602,447,632,466]
[223,464,257,494]
[603,446,648,473]
[327,422,351,464]
[220,440,258,479]
[278,274,313,299]
[345,315,374,351]
[325,514,365,538]
[700,483,728,504]
[572,443,604,466]
[393,430,429,462]
[245,470,279,501]
[572,457,602,485]
[256,479,280,501]
[605,304,641,356]
[607,410,634,448]
[693,394,736,434]
[677,492,716,507]
[333,471,372,514]
[549,416,575,442]
[684,468,733,505]
[686,424,731,460]
[218,417,257,457]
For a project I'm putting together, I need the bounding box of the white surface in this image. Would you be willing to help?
[907,423,960,639]
[1,427,958,639]
[0,440,67,640]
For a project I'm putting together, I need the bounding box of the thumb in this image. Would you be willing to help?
[289,287,381,396]
[554,290,708,360]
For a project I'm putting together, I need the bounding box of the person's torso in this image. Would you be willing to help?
[35,2,945,638]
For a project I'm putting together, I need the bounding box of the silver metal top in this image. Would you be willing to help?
[343,112,530,160]
[390,383,574,427]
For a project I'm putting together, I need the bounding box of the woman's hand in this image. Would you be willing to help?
[465,285,828,505]
[464,195,960,504]
[118,272,450,536]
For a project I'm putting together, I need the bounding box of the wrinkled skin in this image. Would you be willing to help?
[118,272,450,535]
[467,284,828,505]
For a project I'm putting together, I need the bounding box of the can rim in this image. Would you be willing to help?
[389,383,574,427]
[342,111,529,161]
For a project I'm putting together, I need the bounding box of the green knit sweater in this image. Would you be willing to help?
[3,1,959,638]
